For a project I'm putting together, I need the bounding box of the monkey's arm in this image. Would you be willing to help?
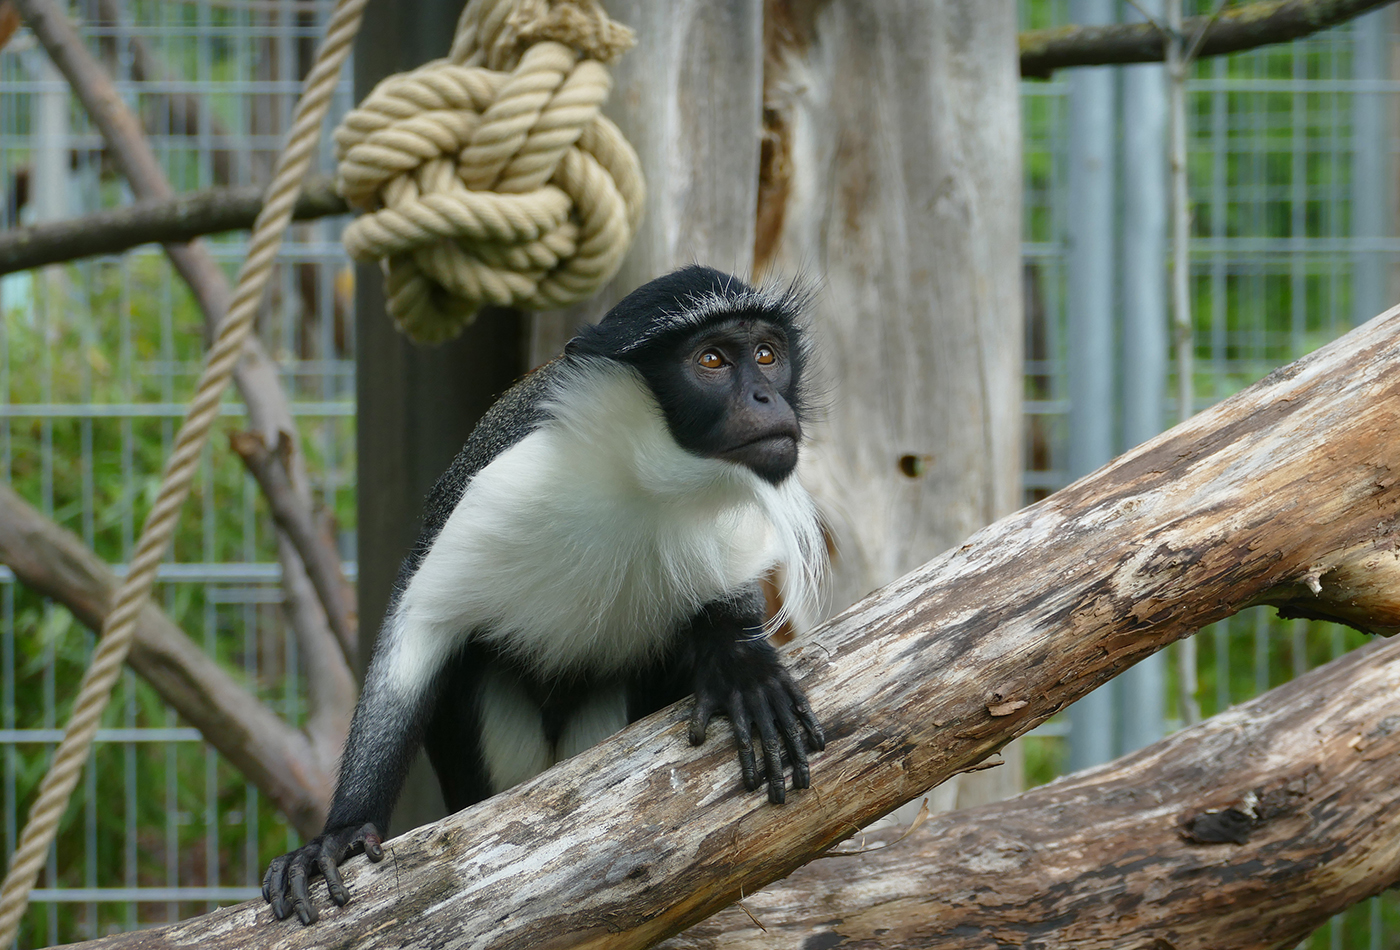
[261,368,559,926]
[262,606,443,924]
[682,587,825,804]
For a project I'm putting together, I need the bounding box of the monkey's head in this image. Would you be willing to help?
[566,266,812,484]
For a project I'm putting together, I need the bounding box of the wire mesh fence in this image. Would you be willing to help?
[0,1,354,944]
[1022,1,1399,945]
[0,0,1394,945]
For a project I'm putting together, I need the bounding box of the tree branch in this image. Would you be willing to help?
[47,300,1400,947]
[1020,0,1394,78]
[0,178,347,276]
[662,634,1400,949]
[230,430,357,666]
[15,0,356,745]
[0,483,329,839]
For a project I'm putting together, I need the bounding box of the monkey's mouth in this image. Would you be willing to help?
[716,434,799,483]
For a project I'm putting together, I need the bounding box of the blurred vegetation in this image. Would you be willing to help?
[1,252,352,945]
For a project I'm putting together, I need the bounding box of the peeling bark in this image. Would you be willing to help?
[760,0,1024,807]
[49,301,1400,950]
[663,635,1400,949]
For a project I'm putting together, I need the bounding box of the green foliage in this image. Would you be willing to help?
[0,253,350,944]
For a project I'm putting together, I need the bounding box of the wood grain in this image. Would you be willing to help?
[664,634,1400,949]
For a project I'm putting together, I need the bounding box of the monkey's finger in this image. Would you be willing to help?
[689,693,718,746]
[288,857,320,925]
[727,690,759,791]
[749,690,787,805]
[358,825,385,862]
[262,856,290,919]
[785,680,825,751]
[319,852,350,907]
[768,683,811,789]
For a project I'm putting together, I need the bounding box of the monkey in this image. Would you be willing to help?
[262,265,827,924]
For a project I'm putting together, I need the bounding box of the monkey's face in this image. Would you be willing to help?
[640,316,802,484]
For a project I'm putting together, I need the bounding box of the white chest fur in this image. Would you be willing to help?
[387,363,823,688]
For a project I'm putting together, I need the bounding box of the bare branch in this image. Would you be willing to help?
[47,304,1400,949]
[231,430,358,666]
[1020,0,1394,78]
[663,634,1400,949]
[0,483,330,838]
[0,178,347,275]
[15,0,356,730]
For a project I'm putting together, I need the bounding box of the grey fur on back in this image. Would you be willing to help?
[404,360,567,580]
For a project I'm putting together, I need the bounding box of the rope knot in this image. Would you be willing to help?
[334,0,644,343]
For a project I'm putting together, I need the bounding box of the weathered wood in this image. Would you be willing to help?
[662,633,1400,950]
[527,0,764,364]
[762,0,1024,806]
[0,483,330,839]
[0,177,347,276]
[53,297,1400,948]
[1020,0,1394,78]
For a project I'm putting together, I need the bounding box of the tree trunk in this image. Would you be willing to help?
[662,635,1400,950]
[761,0,1024,806]
[51,301,1400,950]
[352,0,528,835]
[526,0,765,365]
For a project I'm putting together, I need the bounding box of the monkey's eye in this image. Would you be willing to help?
[697,350,725,370]
[755,343,776,366]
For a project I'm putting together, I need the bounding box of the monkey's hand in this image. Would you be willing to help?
[262,822,383,925]
[687,642,825,805]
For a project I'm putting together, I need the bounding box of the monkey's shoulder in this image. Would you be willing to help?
[419,359,572,550]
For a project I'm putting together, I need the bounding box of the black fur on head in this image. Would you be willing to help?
[566,265,814,414]
[566,266,815,483]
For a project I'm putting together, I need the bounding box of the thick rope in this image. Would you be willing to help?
[334,0,644,344]
[0,0,368,941]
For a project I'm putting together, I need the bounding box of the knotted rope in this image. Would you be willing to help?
[333,0,644,344]
[0,0,367,941]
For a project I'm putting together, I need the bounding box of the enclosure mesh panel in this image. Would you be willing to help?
[1021,1,1397,945]
[0,1,353,944]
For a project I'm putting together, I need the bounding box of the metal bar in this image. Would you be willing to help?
[0,400,354,418]
[0,728,208,744]
[0,561,358,583]
[1066,0,1119,771]
[1353,9,1392,323]
[1117,0,1168,754]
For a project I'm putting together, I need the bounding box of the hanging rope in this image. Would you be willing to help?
[333,0,645,344]
[0,0,368,941]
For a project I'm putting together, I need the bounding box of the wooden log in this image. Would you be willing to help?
[1019,0,1395,79]
[51,293,1400,947]
[0,177,346,276]
[662,634,1400,949]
